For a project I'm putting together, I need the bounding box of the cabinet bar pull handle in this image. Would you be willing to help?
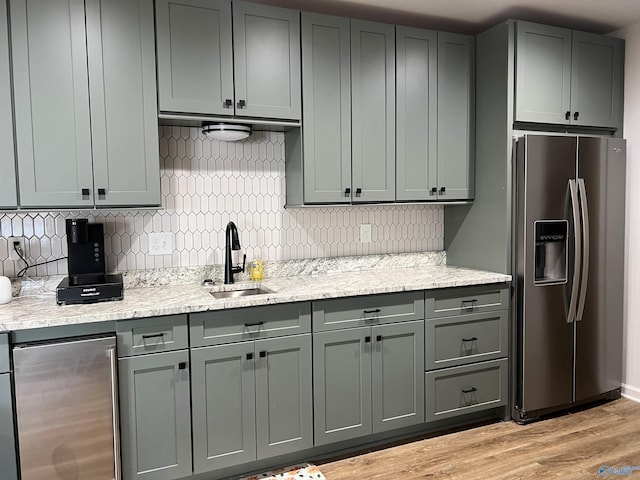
[224,99,233,108]
[178,362,187,370]
[565,111,571,120]
[344,187,351,197]
[237,99,246,108]
[462,337,478,342]
[259,351,266,358]
[246,352,253,360]
[82,188,90,198]
[109,348,122,480]
[244,321,264,327]
[573,111,580,121]
[355,187,362,197]
[142,333,164,340]
[364,309,381,314]
[461,299,477,311]
[461,387,477,394]
[376,335,382,342]
[365,336,371,343]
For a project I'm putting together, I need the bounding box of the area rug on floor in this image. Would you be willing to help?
[238,463,326,480]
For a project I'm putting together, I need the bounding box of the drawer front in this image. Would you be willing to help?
[425,358,508,422]
[190,302,311,347]
[426,284,509,318]
[0,333,9,373]
[425,311,508,370]
[117,314,188,357]
[313,292,425,332]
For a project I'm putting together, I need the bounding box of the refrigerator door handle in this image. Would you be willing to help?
[576,178,590,321]
[567,179,582,324]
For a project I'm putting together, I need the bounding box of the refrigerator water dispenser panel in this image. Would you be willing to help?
[534,220,568,285]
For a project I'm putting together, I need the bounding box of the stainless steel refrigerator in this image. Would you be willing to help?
[512,134,625,423]
[13,335,121,479]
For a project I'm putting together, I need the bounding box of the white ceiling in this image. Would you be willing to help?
[250,0,640,34]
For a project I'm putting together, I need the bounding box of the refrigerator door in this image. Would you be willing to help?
[516,135,577,413]
[575,137,625,401]
[13,336,119,480]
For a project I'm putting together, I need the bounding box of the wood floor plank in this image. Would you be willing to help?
[318,398,640,479]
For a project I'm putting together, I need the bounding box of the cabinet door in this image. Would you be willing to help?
[396,26,437,202]
[301,13,351,204]
[371,320,425,433]
[313,327,372,445]
[0,374,18,480]
[233,1,301,120]
[515,21,572,124]
[191,342,256,473]
[437,32,474,201]
[351,20,395,203]
[86,0,160,206]
[570,31,622,129]
[0,0,16,208]
[156,0,234,115]
[11,0,94,207]
[255,334,313,459]
[119,351,192,480]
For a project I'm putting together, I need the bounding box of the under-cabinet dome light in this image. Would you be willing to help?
[202,123,252,142]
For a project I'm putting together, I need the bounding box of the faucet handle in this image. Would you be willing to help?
[241,254,246,273]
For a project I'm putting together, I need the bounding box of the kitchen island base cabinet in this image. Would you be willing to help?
[313,320,425,446]
[119,350,193,480]
[190,334,313,474]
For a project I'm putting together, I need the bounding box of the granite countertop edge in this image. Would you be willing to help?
[0,264,511,332]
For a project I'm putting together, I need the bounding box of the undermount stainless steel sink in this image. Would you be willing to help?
[210,287,272,299]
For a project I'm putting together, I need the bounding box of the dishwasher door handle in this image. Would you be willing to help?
[109,348,122,480]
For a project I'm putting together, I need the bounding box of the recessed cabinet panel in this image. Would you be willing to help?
[156,0,233,115]
[301,13,351,203]
[11,0,94,207]
[0,374,18,480]
[396,26,437,201]
[351,20,395,203]
[233,1,301,120]
[0,1,16,208]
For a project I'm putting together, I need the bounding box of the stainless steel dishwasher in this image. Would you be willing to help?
[13,335,121,480]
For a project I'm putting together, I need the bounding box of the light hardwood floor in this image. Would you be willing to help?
[318,398,640,479]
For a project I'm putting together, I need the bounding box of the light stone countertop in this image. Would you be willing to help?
[0,263,510,332]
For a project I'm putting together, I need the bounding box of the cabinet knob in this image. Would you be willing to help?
[98,188,106,198]
[246,352,253,360]
[430,187,437,195]
[364,336,371,343]
[178,362,187,370]
[355,188,362,197]
[259,351,266,358]
[573,111,580,121]
[224,99,233,108]
[439,186,446,195]
[82,188,90,198]
[565,111,571,120]
[344,187,351,197]
[376,335,382,342]
[237,99,246,109]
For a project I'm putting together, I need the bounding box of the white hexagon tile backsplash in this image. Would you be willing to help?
[0,127,444,278]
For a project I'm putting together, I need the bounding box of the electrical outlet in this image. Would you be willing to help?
[360,224,372,243]
[149,232,173,255]
[9,237,26,261]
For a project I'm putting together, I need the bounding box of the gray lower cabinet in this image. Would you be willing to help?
[191,334,313,474]
[515,21,622,130]
[0,0,16,208]
[119,350,193,480]
[313,320,424,445]
[11,0,160,208]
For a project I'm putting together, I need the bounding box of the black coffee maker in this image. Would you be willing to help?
[56,218,123,305]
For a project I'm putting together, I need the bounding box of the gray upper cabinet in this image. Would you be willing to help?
[11,0,160,208]
[157,0,301,120]
[437,32,475,200]
[351,20,396,203]
[300,13,351,204]
[156,0,233,116]
[515,21,622,129]
[396,26,437,202]
[0,0,16,209]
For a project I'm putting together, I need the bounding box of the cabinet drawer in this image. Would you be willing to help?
[426,284,509,318]
[425,311,508,370]
[313,292,424,332]
[117,314,188,357]
[190,302,311,347]
[0,333,9,373]
[425,358,508,422]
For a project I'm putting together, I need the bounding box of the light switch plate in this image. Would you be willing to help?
[149,232,173,255]
[360,224,372,243]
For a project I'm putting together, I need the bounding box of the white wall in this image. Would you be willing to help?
[616,23,640,402]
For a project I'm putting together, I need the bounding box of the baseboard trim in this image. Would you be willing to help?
[621,383,640,403]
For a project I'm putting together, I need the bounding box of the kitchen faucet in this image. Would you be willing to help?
[224,221,246,284]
